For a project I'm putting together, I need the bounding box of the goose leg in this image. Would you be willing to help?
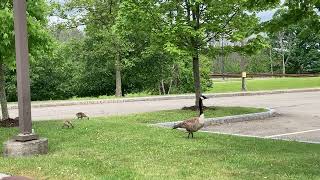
[188,132,190,138]
[191,132,194,138]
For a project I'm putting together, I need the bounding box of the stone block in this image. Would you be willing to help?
[3,138,48,157]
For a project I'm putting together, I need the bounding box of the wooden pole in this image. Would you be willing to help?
[241,72,247,92]
[13,0,38,142]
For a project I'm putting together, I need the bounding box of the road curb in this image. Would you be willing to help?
[154,108,276,128]
[0,173,11,179]
[8,88,320,110]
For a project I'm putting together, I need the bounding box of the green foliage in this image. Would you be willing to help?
[287,37,320,73]
[267,9,320,74]
[0,0,54,103]
[30,42,78,101]
[0,4,14,63]
[3,0,320,102]
[54,0,215,98]
[247,51,271,73]
[212,50,272,74]
[267,0,320,32]
[0,0,51,65]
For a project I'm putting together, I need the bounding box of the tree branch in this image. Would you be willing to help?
[206,7,241,43]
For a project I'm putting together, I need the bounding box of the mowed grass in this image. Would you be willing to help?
[208,77,320,93]
[1,107,320,179]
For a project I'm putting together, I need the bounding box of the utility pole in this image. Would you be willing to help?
[13,0,37,141]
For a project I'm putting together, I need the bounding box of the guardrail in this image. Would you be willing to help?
[210,73,320,78]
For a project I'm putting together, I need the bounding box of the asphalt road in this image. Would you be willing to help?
[8,91,320,143]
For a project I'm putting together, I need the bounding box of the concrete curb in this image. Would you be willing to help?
[0,173,11,179]
[154,108,276,128]
[8,88,320,110]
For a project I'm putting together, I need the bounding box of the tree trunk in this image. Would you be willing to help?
[161,79,165,95]
[282,53,286,75]
[240,55,246,72]
[167,79,173,95]
[191,2,201,109]
[240,41,246,72]
[269,48,273,75]
[0,59,9,120]
[115,52,122,97]
[193,54,201,109]
[278,32,286,75]
[221,34,225,80]
[158,82,162,95]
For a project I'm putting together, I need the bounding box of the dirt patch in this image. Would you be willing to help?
[0,118,19,128]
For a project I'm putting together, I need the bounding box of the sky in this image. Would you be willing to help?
[49,11,276,25]
[49,1,276,24]
[257,10,276,22]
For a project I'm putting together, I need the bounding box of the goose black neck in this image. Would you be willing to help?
[199,97,203,116]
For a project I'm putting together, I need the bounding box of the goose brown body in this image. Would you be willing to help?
[76,112,89,120]
[173,95,207,138]
[62,120,74,128]
[173,115,204,133]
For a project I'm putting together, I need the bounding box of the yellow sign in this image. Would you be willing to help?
[242,72,247,78]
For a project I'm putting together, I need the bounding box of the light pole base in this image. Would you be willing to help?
[3,138,48,157]
[14,133,39,142]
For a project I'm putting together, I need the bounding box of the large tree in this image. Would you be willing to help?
[155,0,279,107]
[266,0,320,74]
[57,0,280,103]
[62,0,128,97]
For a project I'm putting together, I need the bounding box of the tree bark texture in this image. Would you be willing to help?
[282,53,286,75]
[161,79,165,95]
[278,32,286,75]
[0,59,9,120]
[221,34,225,80]
[191,2,201,108]
[115,52,122,97]
[270,48,274,74]
[193,54,201,109]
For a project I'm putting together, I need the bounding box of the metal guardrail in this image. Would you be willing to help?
[210,73,320,78]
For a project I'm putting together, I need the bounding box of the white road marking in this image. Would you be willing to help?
[265,129,320,138]
[200,130,262,138]
[199,130,320,144]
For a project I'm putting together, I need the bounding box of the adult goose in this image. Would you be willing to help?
[173,95,208,138]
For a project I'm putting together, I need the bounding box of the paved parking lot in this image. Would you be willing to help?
[203,91,320,144]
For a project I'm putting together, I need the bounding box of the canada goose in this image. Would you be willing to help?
[62,120,74,129]
[173,95,208,138]
[76,112,89,120]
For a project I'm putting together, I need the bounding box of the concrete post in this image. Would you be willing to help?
[13,0,38,142]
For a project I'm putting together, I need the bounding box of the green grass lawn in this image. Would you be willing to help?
[1,107,320,179]
[208,77,320,93]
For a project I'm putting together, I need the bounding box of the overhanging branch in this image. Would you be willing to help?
[206,7,241,43]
